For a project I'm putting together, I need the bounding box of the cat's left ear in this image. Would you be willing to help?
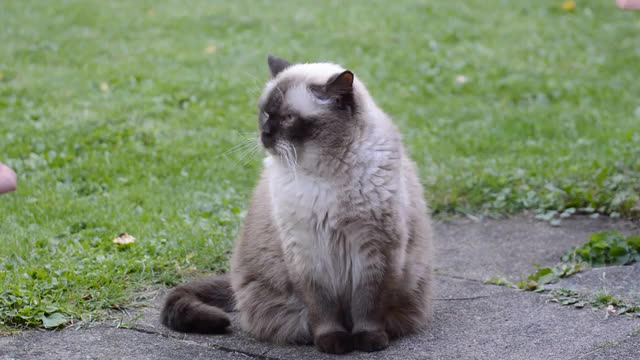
[325,70,354,96]
[267,55,291,78]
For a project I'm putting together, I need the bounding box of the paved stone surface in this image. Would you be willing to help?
[549,264,640,304]
[579,329,640,360]
[434,216,638,282]
[130,275,640,360]
[1,216,639,359]
[0,326,252,360]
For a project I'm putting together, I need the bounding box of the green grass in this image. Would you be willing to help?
[1,0,639,330]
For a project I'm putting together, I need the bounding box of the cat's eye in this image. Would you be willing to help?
[314,94,333,105]
[310,88,333,105]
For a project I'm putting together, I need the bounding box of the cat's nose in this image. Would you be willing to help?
[262,120,274,135]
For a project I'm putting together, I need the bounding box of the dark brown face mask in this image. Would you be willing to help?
[258,56,359,159]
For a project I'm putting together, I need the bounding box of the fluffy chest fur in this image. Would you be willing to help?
[264,138,407,296]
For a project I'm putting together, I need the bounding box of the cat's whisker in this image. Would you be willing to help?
[218,136,260,159]
[280,142,298,180]
[241,145,262,166]
[238,141,261,163]
[237,135,262,164]
[224,142,258,166]
[223,138,253,152]
[237,145,256,162]
[237,130,259,138]
[274,143,290,174]
[216,145,253,160]
[223,141,254,156]
[290,144,298,166]
[289,145,298,180]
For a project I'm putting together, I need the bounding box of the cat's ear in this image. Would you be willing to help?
[267,55,291,78]
[325,70,354,96]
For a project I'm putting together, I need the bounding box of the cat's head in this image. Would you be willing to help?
[257,55,363,169]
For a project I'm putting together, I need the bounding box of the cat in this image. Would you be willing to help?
[161,55,434,354]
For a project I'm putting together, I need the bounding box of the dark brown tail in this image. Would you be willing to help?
[160,274,235,334]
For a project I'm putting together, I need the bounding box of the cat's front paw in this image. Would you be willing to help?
[353,330,389,352]
[314,331,353,354]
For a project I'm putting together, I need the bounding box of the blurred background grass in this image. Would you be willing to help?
[1,0,639,330]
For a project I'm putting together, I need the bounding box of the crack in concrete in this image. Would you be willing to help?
[567,328,640,360]
[206,343,281,360]
[123,326,281,360]
[433,296,491,301]
[119,272,640,360]
[433,272,486,283]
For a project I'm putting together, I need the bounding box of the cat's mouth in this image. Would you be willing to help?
[260,132,275,149]
[267,140,298,169]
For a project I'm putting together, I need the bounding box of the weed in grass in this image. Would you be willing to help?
[563,231,640,267]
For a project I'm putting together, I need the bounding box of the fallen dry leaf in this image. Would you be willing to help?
[204,45,217,54]
[113,232,136,245]
[99,82,109,92]
[562,0,576,11]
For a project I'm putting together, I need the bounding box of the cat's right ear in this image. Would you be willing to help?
[325,70,354,96]
[267,55,291,78]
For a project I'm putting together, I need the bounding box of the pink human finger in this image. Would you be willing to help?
[617,0,640,9]
[0,163,17,194]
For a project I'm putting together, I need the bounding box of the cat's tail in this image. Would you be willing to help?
[160,274,235,334]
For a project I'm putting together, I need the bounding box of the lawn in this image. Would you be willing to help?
[1,0,639,330]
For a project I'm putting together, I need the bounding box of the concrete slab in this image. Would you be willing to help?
[578,329,640,360]
[434,216,638,282]
[0,326,253,360]
[127,275,640,360]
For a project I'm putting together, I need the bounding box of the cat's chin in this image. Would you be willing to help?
[262,156,274,167]
[263,148,279,158]
[262,153,284,168]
